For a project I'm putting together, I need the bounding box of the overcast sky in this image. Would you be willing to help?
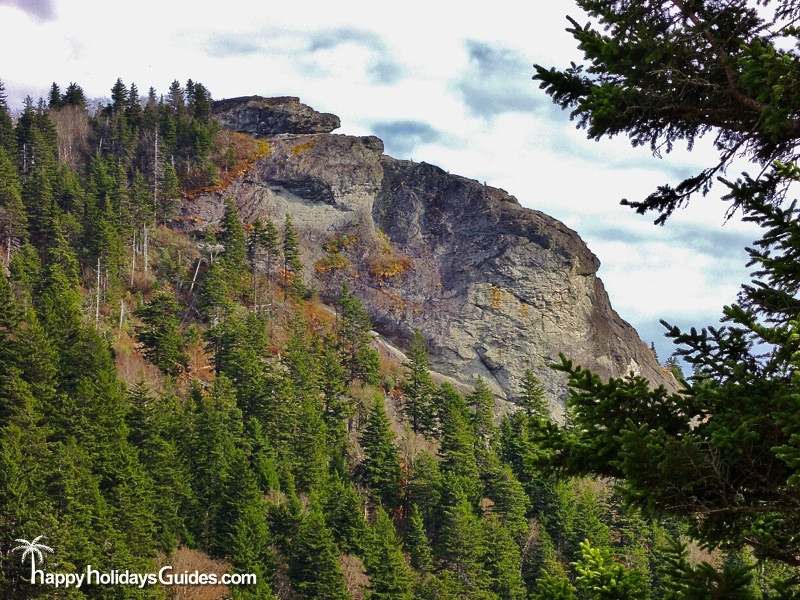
[0,0,760,362]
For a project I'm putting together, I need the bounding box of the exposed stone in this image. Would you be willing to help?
[212,96,340,135]
[177,98,677,411]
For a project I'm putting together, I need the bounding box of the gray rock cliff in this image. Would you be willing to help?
[213,96,341,135]
[177,96,676,408]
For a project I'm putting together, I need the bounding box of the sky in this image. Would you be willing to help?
[0,0,761,362]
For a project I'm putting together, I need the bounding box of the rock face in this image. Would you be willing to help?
[177,97,675,408]
[213,96,340,135]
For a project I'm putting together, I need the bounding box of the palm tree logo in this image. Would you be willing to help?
[12,536,54,581]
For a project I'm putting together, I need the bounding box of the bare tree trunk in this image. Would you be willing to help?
[153,129,159,224]
[266,251,272,298]
[119,299,125,329]
[189,257,203,294]
[95,256,101,326]
[143,225,149,274]
[252,260,258,313]
[130,228,136,285]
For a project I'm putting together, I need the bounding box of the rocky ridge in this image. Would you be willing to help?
[177,96,676,408]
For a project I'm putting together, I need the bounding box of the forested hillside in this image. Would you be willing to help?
[0,76,794,599]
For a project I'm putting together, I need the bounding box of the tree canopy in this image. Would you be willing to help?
[534,0,800,569]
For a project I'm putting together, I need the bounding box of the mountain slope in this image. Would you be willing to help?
[176,95,675,404]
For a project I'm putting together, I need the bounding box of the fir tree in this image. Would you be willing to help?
[48,82,62,109]
[403,330,436,435]
[406,503,433,572]
[485,464,529,542]
[261,217,279,304]
[438,490,488,591]
[0,80,15,154]
[530,561,576,600]
[337,283,380,384]
[135,289,187,376]
[468,378,497,448]
[188,376,245,548]
[166,80,185,114]
[360,397,402,507]
[288,503,350,600]
[110,77,128,113]
[127,82,142,127]
[62,82,86,108]
[519,369,548,420]
[574,539,649,600]
[159,161,180,222]
[407,451,443,534]
[0,147,28,252]
[438,388,481,503]
[247,219,262,309]
[229,499,277,599]
[365,507,413,600]
[220,197,247,282]
[323,474,367,554]
[483,517,526,600]
[282,213,304,297]
[127,384,193,550]
[534,0,800,568]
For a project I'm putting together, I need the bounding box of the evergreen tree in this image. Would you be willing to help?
[288,503,350,600]
[407,451,443,533]
[360,397,402,507]
[127,384,193,550]
[0,80,14,154]
[530,561,576,600]
[320,346,352,460]
[261,217,279,303]
[247,218,276,311]
[365,507,413,600]
[483,517,526,600]
[166,80,185,114]
[48,82,62,109]
[573,539,650,600]
[406,503,433,572]
[323,474,366,554]
[293,395,329,492]
[229,500,277,599]
[656,536,755,600]
[0,147,28,252]
[189,376,245,548]
[519,369,548,420]
[110,77,128,113]
[438,388,481,503]
[159,161,180,222]
[534,0,800,568]
[21,126,57,248]
[127,82,142,127]
[220,197,247,282]
[337,283,380,384]
[438,490,488,591]
[131,168,153,228]
[282,213,304,297]
[192,82,212,121]
[135,289,187,376]
[485,464,529,542]
[468,378,497,449]
[402,330,436,435]
[62,82,86,108]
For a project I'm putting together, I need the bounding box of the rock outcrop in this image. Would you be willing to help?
[179,96,676,408]
[213,96,340,136]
